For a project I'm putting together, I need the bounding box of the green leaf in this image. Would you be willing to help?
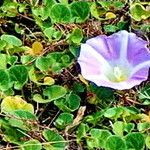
[11,110,37,120]
[137,122,150,132]
[130,3,150,21]
[138,84,150,105]
[124,123,135,133]
[146,135,150,149]
[125,132,145,150]
[33,85,67,103]
[29,67,55,86]
[9,65,28,89]
[8,118,25,129]
[7,55,18,65]
[104,25,118,33]
[1,96,34,114]
[50,4,71,23]
[35,56,54,71]
[32,6,49,21]
[44,0,56,8]
[43,85,67,100]
[21,55,35,64]
[0,40,7,49]
[0,54,7,69]
[7,111,37,131]
[0,69,11,91]
[104,107,124,119]
[46,52,72,73]
[105,135,127,150]
[69,45,80,57]
[1,34,22,46]
[72,82,85,93]
[68,28,83,44]
[87,129,112,149]
[54,113,73,129]
[54,93,80,112]
[22,140,42,150]
[113,121,124,136]
[43,129,66,150]
[1,124,25,145]
[90,2,106,19]
[43,27,62,41]
[70,1,90,23]
[77,123,89,143]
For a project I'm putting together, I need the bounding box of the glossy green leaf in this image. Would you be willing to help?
[146,135,150,149]
[35,56,54,71]
[138,84,150,105]
[43,129,66,150]
[124,123,135,133]
[87,129,112,149]
[22,140,42,150]
[43,27,62,41]
[50,4,71,23]
[33,85,67,103]
[1,34,22,46]
[68,28,83,44]
[125,132,145,150]
[137,122,150,132]
[9,65,28,89]
[77,123,89,143]
[106,135,127,150]
[104,25,118,33]
[0,40,7,49]
[43,85,67,100]
[70,1,90,23]
[7,55,18,65]
[54,113,73,129]
[113,121,124,136]
[54,93,80,112]
[0,69,11,91]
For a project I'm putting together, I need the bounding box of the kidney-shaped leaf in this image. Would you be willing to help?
[22,139,42,150]
[33,85,67,103]
[106,135,127,150]
[125,132,145,150]
[70,1,90,23]
[54,112,73,129]
[9,65,28,90]
[87,129,112,149]
[43,129,66,150]
[43,85,67,100]
[54,93,80,112]
[130,3,150,21]
[1,96,34,114]
[0,69,11,91]
[50,4,71,23]
[1,34,22,46]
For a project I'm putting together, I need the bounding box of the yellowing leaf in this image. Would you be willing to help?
[139,112,150,123]
[78,74,88,86]
[105,12,116,19]
[31,41,43,55]
[29,67,54,85]
[1,96,34,114]
[44,77,55,85]
[130,3,150,21]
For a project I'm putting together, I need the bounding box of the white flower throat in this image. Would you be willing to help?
[113,66,127,82]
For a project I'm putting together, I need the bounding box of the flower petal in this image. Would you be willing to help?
[127,32,149,66]
[78,43,112,78]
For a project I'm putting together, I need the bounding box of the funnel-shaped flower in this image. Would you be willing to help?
[78,30,150,90]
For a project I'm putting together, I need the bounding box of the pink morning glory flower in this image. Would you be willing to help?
[78,30,150,90]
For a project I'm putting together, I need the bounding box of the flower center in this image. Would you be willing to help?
[113,66,127,82]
